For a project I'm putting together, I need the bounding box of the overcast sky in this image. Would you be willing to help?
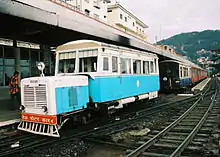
[119,0,220,43]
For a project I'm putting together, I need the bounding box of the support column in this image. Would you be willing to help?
[13,40,20,79]
[40,45,51,75]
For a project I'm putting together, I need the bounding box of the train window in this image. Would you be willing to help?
[112,56,118,73]
[120,58,131,74]
[184,68,187,77]
[143,61,149,74]
[150,61,154,73]
[103,57,109,71]
[79,57,97,72]
[133,60,141,74]
[58,59,75,73]
[180,67,182,77]
[120,58,126,74]
[154,59,157,73]
[127,59,131,74]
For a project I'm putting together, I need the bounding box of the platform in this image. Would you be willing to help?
[191,78,211,93]
[0,110,20,127]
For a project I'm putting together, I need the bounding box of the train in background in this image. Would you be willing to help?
[18,40,160,137]
[159,60,207,92]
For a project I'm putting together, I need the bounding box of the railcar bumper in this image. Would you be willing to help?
[17,113,60,137]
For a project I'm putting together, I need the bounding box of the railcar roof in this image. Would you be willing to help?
[56,40,157,57]
[160,60,203,70]
[56,40,102,52]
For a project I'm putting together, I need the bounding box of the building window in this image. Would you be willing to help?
[85,9,90,16]
[120,14,123,19]
[20,48,30,79]
[103,57,109,71]
[125,17,127,22]
[93,13,99,20]
[0,47,4,86]
[108,10,112,12]
[133,60,141,74]
[133,22,135,27]
[112,56,118,72]
[84,0,89,3]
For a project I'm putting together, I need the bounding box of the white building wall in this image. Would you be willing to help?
[117,9,136,32]
[107,8,119,26]
[107,6,146,35]
[66,0,108,22]
[136,23,145,35]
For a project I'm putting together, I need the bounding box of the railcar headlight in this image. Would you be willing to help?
[19,105,25,111]
[42,106,48,112]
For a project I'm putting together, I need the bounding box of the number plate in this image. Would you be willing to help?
[21,113,57,125]
[29,80,39,87]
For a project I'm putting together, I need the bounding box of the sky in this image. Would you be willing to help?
[119,0,220,43]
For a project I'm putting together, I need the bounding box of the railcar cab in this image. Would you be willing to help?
[55,40,160,112]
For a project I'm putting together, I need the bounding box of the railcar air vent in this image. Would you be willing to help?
[23,84,47,108]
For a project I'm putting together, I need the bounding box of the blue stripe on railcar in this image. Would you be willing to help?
[180,78,192,88]
[89,75,160,103]
[55,86,89,114]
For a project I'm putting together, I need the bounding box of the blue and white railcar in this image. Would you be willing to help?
[18,40,160,137]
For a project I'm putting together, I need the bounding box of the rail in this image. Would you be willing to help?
[126,83,218,157]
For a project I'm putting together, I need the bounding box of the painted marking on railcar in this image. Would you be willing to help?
[21,113,57,125]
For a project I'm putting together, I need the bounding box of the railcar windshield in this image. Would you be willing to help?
[57,50,98,73]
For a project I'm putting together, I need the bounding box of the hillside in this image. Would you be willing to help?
[157,30,220,63]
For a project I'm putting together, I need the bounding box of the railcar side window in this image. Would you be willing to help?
[127,59,131,74]
[121,58,131,74]
[180,67,182,77]
[143,61,149,74]
[150,61,154,73]
[121,58,126,74]
[133,60,141,74]
[79,57,97,72]
[112,56,118,72]
[103,57,109,71]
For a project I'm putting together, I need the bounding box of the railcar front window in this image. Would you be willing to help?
[154,59,157,73]
[79,57,97,72]
[58,59,75,73]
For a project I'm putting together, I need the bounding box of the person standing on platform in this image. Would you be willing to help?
[9,71,21,110]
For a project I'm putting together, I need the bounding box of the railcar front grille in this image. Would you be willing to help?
[23,84,47,108]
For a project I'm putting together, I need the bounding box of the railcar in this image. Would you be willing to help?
[18,40,160,137]
[159,60,207,92]
[159,60,191,92]
[191,66,207,84]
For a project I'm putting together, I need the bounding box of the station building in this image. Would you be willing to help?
[0,38,54,109]
[61,0,148,41]
[63,0,111,22]
[107,1,148,41]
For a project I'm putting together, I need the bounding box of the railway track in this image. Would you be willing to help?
[0,80,214,157]
[125,81,219,157]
